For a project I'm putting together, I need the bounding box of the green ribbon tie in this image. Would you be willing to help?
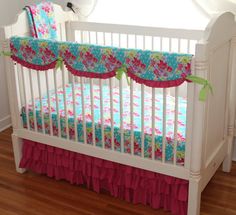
[1,51,12,57]
[116,66,130,85]
[186,75,213,101]
[55,57,63,70]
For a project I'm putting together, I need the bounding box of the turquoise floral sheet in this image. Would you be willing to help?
[22,83,187,165]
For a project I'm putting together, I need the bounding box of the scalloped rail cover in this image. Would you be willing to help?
[10,36,192,88]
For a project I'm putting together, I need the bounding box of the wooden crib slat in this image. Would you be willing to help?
[141,84,145,158]
[21,66,30,130]
[169,38,172,52]
[17,64,23,114]
[117,31,123,152]
[174,87,179,165]
[53,69,61,138]
[185,65,195,169]
[80,77,87,144]
[135,35,137,49]
[133,35,137,156]
[162,88,167,163]
[187,39,190,54]
[160,37,163,51]
[151,37,155,160]
[99,79,105,148]
[45,70,52,136]
[119,79,124,153]
[29,69,37,132]
[130,79,134,155]
[103,32,105,45]
[152,88,156,160]
[88,31,91,44]
[72,76,78,142]
[62,66,69,140]
[118,33,121,48]
[95,32,98,45]
[143,35,145,50]
[59,23,63,41]
[152,36,154,50]
[90,79,95,146]
[80,31,83,43]
[37,71,45,134]
[111,33,113,46]
[178,39,181,53]
[109,78,114,151]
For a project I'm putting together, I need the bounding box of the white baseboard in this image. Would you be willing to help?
[0,115,11,132]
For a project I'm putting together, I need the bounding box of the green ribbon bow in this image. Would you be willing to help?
[116,66,130,85]
[1,51,12,57]
[55,57,63,70]
[186,75,213,101]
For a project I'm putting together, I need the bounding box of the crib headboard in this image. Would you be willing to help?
[0,4,74,131]
[0,4,77,115]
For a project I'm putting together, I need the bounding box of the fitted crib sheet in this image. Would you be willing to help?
[22,83,187,165]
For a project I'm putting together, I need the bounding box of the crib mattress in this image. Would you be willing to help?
[22,83,187,165]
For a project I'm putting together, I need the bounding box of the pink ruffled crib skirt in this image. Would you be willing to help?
[19,139,189,215]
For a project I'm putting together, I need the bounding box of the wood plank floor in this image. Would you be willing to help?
[0,128,236,215]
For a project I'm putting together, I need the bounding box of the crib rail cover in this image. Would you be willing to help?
[10,36,192,88]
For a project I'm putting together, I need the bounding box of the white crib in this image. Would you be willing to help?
[1,4,236,215]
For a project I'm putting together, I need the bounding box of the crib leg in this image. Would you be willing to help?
[11,133,26,174]
[222,135,233,173]
[188,176,201,215]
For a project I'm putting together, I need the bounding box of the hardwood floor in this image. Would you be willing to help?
[0,128,236,215]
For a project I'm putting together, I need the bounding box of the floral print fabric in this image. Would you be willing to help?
[10,36,192,88]
[25,1,57,40]
[22,83,187,165]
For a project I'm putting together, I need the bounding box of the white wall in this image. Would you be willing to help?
[0,0,21,131]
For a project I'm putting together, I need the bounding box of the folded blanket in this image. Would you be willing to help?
[25,1,57,40]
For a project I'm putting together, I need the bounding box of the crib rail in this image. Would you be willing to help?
[67,21,202,54]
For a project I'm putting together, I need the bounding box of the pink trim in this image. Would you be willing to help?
[20,139,188,215]
[11,55,190,88]
[64,61,116,79]
[127,70,186,88]
[11,55,56,71]
[25,6,38,38]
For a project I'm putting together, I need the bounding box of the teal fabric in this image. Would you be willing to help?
[10,36,192,86]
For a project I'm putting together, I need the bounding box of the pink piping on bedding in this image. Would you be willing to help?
[11,55,191,88]
[64,61,116,79]
[11,55,57,71]
[25,6,39,38]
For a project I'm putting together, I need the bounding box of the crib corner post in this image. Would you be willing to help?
[222,133,234,172]
[2,37,21,130]
[222,36,236,173]
[188,173,201,215]
[11,133,26,174]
